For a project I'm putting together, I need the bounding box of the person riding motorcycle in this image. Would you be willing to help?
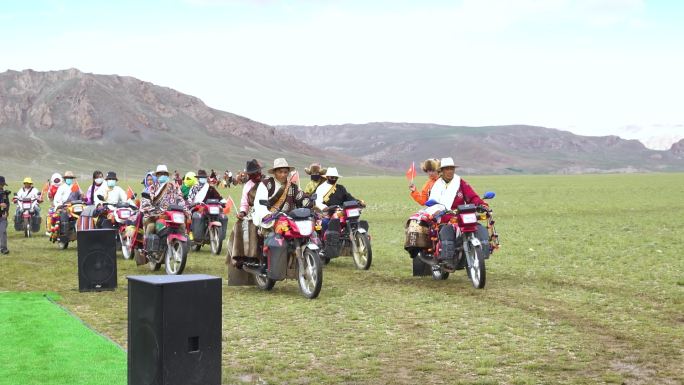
[187,169,222,204]
[47,173,62,203]
[303,163,327,194]
[409,158,440,205]
[14,177,42,221]
[140,165,189,239]
[253,158,312,230]
[51,171,83,232]
[181,171,197,199]
[314,167,365,232]
[228,159,263,266]
[93,171,132,228]
[84,170,104,205]
[427,157,489,265]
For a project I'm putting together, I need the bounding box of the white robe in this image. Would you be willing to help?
[314,181,335,210]
[252,179,283,229]
[94,185,129,205]
[427,176,461,208]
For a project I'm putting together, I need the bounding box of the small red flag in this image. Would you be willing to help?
[290,170,300,184]
[126,186,135,200]
[223,195,236,214]
[405,161,417,182]
[71,181,81,193]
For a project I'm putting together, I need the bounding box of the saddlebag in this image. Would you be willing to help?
[191,212,205,241]
[32,215,41,232]
[13,213,22,231]
[265,233,288,281]
[404,219,430,249]
[144,234,161,253]
[323,218,341,259]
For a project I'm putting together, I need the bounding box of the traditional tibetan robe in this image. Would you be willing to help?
[252,177,310,228]
[314,182,358,210]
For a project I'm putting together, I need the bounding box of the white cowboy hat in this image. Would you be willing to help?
[439,157,458,169]
[268,158,295,174]
[324,167,342,178]
[155,164,169,174]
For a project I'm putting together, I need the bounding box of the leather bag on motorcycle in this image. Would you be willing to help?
[265,233,288,280]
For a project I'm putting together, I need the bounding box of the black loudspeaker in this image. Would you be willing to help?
[77,228,117,292]
[128,274,222,385]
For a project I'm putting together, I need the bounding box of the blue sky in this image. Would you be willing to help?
[1,0,683,139]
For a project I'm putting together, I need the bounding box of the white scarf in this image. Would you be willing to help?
[193,183,209,203]
[429,176,461,208]
[314,181,335,209]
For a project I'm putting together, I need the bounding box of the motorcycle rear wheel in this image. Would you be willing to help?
[209,227,222,255]
[297,248,323,299]
[351,232,372,270]
[465,243,486,289]
[165,239,188,275]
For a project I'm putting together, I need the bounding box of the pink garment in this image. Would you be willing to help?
[239,179,256,214]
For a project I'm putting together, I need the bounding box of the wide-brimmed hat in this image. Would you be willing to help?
[245,159,262,174]
[304,163,327,176]
[105,171,118,180]
[23,177,34,184]
[439,157,458,169]
[324,167,342,178]
[196,169,208,178]
[268,158,295,174]
[155,164,169,174]
[420,159,441,172]
[63,171,76,178]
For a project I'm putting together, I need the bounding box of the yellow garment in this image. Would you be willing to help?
[183,172,197,188]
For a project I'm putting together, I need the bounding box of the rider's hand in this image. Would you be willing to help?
[237,211,246,219]
[408,183,416,192]
[359,200,367,208]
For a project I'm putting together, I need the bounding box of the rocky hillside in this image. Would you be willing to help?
[278,123,684,174]
[0,69,374,180]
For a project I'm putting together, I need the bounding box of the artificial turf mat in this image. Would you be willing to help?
[0,292,125,385]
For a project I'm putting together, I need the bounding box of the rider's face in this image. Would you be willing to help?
[441,167,455,181]
[146,176,154,185]
[274,168,289,183]
[24,183,31,189]
[427,170,439,180]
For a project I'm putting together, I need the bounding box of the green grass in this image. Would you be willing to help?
[0,174,683,384]
[0,292,126,385]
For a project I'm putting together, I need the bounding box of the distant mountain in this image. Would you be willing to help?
[0,69,376,180]
[277,123,684,174]
[613,125,684,150]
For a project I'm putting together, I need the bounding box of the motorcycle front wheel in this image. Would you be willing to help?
[121,232,133,260]
[351,232,372,270]
[209,226,222,255]
[165,239,188,275]
[24,218,31,238]
[465,242,486,289]
[297,248,323,299]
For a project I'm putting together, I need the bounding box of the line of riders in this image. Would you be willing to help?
[1,156,498,298]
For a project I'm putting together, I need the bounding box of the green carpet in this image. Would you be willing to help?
[0,292,126,385]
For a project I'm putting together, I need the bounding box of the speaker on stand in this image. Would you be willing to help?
[77,228,117,292]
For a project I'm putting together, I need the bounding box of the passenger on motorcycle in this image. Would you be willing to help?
[314,167,365,232]
[14,177,42,220]
[47,173,62,204]
[409,158,440,205]
[428,157,490,265]
[142,172,156,193]
[52,171,83,228]
[228,159,263,266]
[84,170,104,205]
[181,171,197,199]
[187,169,223,204]
[303,163,327,194]
[140,165,189,238]
[253,158,312,230]
[94,172,129,205]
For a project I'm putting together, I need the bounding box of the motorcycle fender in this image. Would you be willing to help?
[167,233,188,243]
[208,221,222,228]
[306,243,320,251]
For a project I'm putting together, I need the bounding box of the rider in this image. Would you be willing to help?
[140,165,189,240]
[428,157,489,265]
[181,171,197,199]
[303,163,327,194]
[51,171,82,232]
[142,171,156,193]
[187,169,222,204]
[0,176,10,254]
[314,167,365,233]
[94,172,129,205]
[14,177,42,221]
[229,159,263,266]
[47,173,62,203]
[253,158,312,230]
[409,159,440,205]
[84,170,104,205]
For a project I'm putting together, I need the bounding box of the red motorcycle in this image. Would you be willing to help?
[13,195,42,238]
[235,200,323,299]
[96,196,139,260]
[320,200,372,270]
[139,192,189,275]
[190,199,227,255]
[404,192,499,288]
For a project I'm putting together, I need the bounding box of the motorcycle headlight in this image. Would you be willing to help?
[171,212,185,224]
[117,209,131,219]
[295,220,313,236]
[461,213,477,224]
[208,206,220,215]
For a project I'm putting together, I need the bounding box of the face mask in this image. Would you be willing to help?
[311,175,321,182]
[198,178,207,184]
[95,178,104,185]
[64,179,74,186]
[107,180,116,188]
[158,175,169,184]
[328,178,338,185]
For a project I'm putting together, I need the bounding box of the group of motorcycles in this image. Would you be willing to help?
[13,185,500,300]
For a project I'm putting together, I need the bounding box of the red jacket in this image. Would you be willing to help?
[450,179,486,209]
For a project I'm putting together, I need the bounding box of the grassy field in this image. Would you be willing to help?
[0,174,682,385]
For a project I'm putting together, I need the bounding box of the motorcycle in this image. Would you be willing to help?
[189,199,228,255]
[13,195,42,238]
[236,200,323,299]
[404,192,499,289]
[96,195,139,260]
[139,192,189,275]
[320,200,372,270]
[49,200,85,249]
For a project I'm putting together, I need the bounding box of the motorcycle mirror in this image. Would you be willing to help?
[141,192,151,200]
[483,191,496,200]
[97,194,105,201]
[424,199,438,207]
